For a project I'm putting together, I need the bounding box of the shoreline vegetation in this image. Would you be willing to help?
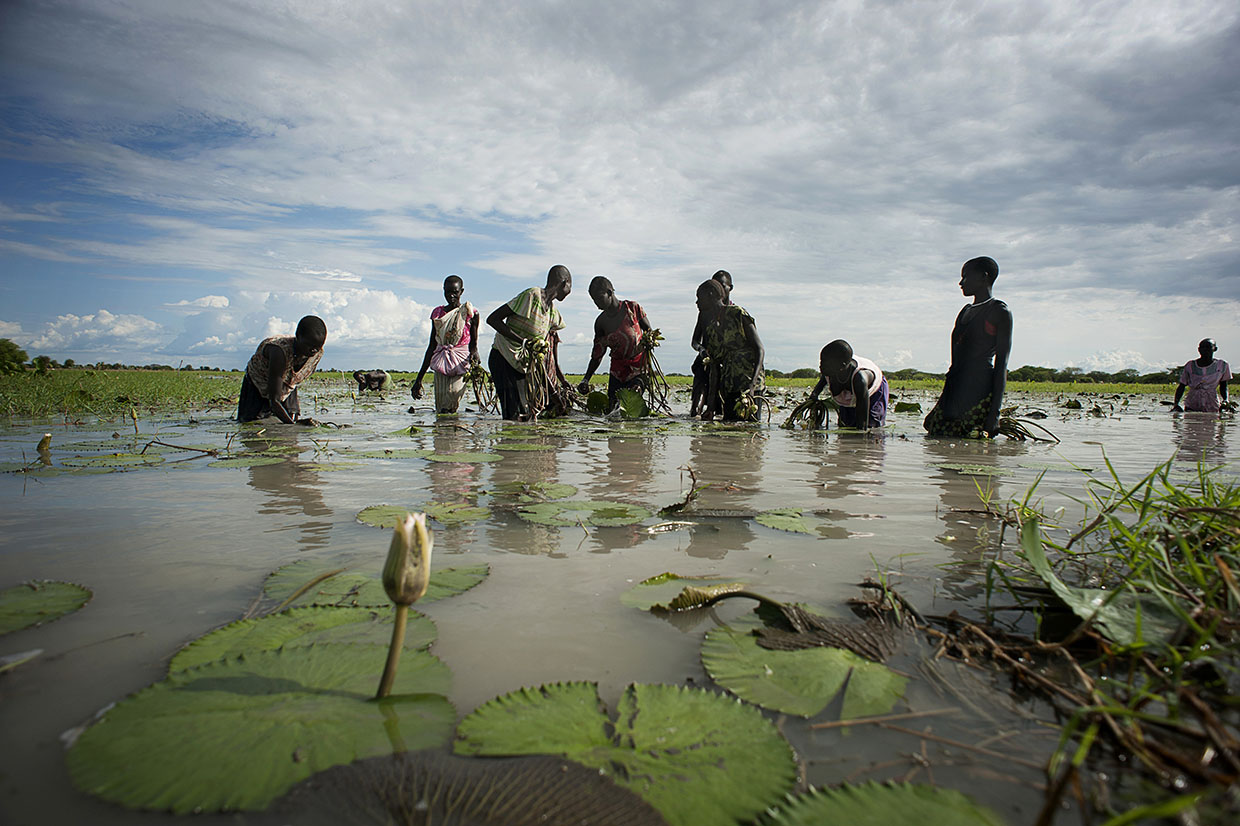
[0,367,1178,419]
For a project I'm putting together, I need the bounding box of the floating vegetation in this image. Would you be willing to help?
[935,463,1012,477]
[387,425,421,436]
[781,394,836,430]
[702,610,907,718]
[61,452,165,468]
[619,572,744,612]
[766,782,1004,825]
[487,480,577,502]
[490,442,556,451]
[301,461,361,471]
[423,451,502,463]
[168,606,437,673]
[755,507,816,535]
[281,752,666,826]
[454,681,797,826]
[892,401,923,414]
[0,581,91,635]
[262,560,488,609]
[66,645,454,813]
[584,390,609,415]
[358,448,431,459]
[615,387,650,420]
[207,455,286,468]
[998,414,1060,442]
[517,499,652,528]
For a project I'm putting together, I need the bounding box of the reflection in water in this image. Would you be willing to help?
[811,433,887,501]
[683,432,763,557]
[426,426,483,501]
[241,431,332,552]
[485,438,564,557]
[1172,414,1229,466]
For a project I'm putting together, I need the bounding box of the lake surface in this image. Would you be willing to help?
[0,382,1234,825]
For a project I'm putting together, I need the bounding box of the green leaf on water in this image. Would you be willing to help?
[424,451,502,463]
[766,781,1005,825]
[423,502,491,526]
[454,681,796,826]
[616,388,649,419]
[387,426,421,436]
[66,645,454,814]
[701,611,906,719]
[0,581,92,635]
[62,453,166,467]
[936,463,1011,476]
[488,480,577,502]
[490,441,556,451]
[168,606,437,673]
[263,560,489,609]
[517,500,651,528]
[892,401,923,414]
[208,455,286,468]
[620,573,745,612]
[358,448,432,459]
[585,390,609,415]
[302,461,362,471]
[756,508,816,535]
[1020,519,1180,646]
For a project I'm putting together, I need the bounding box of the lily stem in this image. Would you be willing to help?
[375,604,408,699]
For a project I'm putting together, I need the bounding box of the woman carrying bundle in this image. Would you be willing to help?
[412,275,479,414]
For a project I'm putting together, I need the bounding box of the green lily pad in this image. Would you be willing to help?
[585,390,609,415]
[263,561,489,609]
[701,611,906,718]
[424,451,503,463]
[756,508,816,535]
[620,573,744,612]
[892,401,923,414]
[488,480,577,502]
[936,463,1011,476]
[517,500,651,528]
[358,448,432,459]
[616,388,650,419]
[0,461,35,473]
[490,442,556,451]
[66,645,454,813]
[387,426,421,436]
[0,581,92,635]
[455,681,796,826]
[208,455,286,468]
[357,504,490,528]
[168,606,437,673]
[356,505,419,528]
[767,781,1004,825]
[302,462,362,471]
[1020,519,1180,647]
[61,453,165,467]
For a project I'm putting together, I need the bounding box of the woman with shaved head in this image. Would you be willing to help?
[487,265,572,420]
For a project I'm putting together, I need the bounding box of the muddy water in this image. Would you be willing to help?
[0,386,1233,825]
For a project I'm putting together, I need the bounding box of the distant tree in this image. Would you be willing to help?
[788,367,819,379]
[33,355,53,375]
[0,339,28,374]
[63,358,76,368]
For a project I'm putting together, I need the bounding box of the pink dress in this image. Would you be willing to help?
[1180,359,1231,412]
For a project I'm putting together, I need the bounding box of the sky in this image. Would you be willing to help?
[0,0,1236,375]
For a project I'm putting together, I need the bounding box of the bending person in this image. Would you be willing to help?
[695,279,764,421]
[810,339,888,431]
[487,265,572,420]
[924,256,1012,438]
[1173,338,1230,412]
[577,276,652,411]
[236,315,326,424]
[412,275,480,413]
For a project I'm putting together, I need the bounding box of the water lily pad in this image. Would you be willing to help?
[387,426,421,436]
[302,462,361,471]
[490,442,556,451]
[517,500,651,528]
[488,480,577,502]
[208,455,286,468]
[424,451,503,463]
[616,388,650,419]
[263,560,488,609]
[66,645,454,813]
[585,390,609,415]
[455,681,796,826]
[0,461,34,473]
[756,508,815,535]
[169,606,437,673]
[935,463,1011,477]
[358,448,432,459]
[0,581,92,635]
[61,453,166,467]
[892,402,923,414]
[701,611,906,718]
[423,502,491,526]
[1020,519,1179,646]
[620,573,744,612]
[767,781,1004,825]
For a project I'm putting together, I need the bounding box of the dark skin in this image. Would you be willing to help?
[958,262,1012,436]
[412,277,480,406]
[695,286,763,421]
[577,281,651,394]
[690,271,733,417]
[810,348,875,432]
[1173,339,1228,411]
[487,266,572,421]
[264,330,324,425]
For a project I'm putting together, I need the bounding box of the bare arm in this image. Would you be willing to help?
[1172,382,1186,411]
[578,316,606,394]
[852,369,873,432]
[984,306,1013,436]
[809,374,827,399]
[411,325,437,399]
[468,310,480,363]
[487,304,523,346]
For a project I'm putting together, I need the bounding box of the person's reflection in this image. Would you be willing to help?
[1172,414,1228,466]
[922,438,1021,605]
[241,430,332,552]
[422,422,486,555]
[812,433,888,502]
[681,429,762,558]
[603,429,658,499]
[485,436,565,557]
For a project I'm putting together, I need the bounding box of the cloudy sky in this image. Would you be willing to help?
[1,0,1236,374]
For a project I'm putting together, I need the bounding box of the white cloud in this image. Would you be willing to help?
[167,295,230,309]
[24,310,165,354]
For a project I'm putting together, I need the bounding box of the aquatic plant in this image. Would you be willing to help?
[781,393,837,430]
[637,327,674,415]
[377,513,433,698]
[0,581,91,635]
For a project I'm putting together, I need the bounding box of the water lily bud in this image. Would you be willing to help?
[382,513,433,606]
[37,433,51,452]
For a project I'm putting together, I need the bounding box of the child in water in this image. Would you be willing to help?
[809,339,888,431]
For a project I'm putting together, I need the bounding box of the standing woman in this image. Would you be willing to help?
[1172,339,1230,412]
[695,279,765,421]
[412,275,479,413]
[576,276,652,411]
[487,265,572,420]
[924,256,1013,438]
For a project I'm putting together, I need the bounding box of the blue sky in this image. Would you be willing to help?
[1,0,1237,374]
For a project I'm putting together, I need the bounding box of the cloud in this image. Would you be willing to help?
[23,310,165,354]
[167,295,229,309]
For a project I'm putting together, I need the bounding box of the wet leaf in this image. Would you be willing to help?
[1020,520,1180,646]
[766,781,1004,825]
[423,451,502,463]
[455,681,796,826]
[66,645,454,813]
[423,502,491,526]
[263,561,488,609]
[616,388,649,419]
[358,448,432,459]
[756,508,816,535]
[491,442,556,451]
[301,462,361,471]
[701,611,906,718]
[935,463,1011,476]
[0,581,92,635]
[892,401,923,414]
[169,606,436,673]
[620,573,740,611]
[208,455,287,468]
[62,453,166,467]
[517,500,651,527]
[585,390,609,415]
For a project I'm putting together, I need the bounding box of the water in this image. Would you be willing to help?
[0,385,1233,825]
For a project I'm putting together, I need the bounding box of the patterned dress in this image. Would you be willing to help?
[237,336,323,421]
[1179,359,1232,412]
[701,305,764,421]
[925,299,1009,437]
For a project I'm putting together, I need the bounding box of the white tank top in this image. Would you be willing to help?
[831,356,883,407]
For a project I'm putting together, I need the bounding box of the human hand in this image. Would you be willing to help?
[296,417,320,427]
[1171,404,1183,412]
[577,380,591,395]
[411,382,423,399]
